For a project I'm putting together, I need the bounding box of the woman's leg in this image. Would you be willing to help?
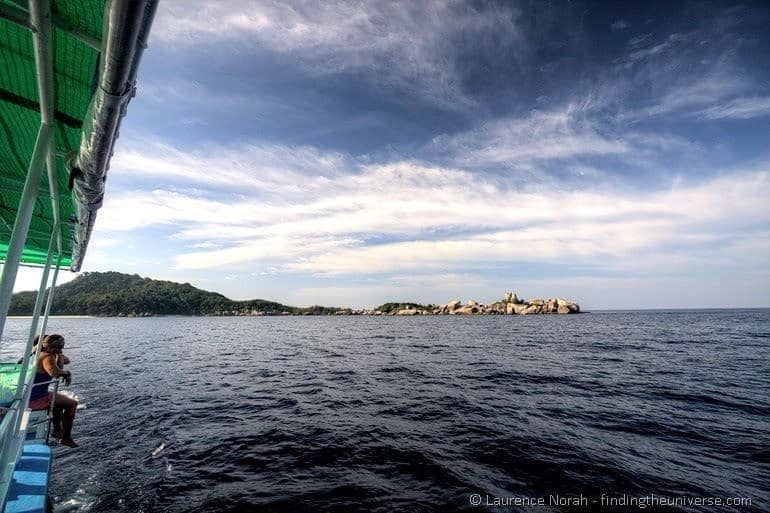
[53,393,78,446]
[50,404,63,438]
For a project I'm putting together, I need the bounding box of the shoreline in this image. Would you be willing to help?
[8,315,92,319]
[8,308,769,319]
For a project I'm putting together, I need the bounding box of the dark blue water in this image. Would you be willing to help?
[2,310,769,512]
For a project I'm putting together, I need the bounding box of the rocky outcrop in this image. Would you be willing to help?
[503,292,522,304]
[356,292,580,316]
[410,292,581,316]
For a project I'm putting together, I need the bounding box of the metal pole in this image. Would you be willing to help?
[0,234,53,511]
[4,235,56,485]
[38,256,61,340]
[45,151,62,254]
[29,0,55,126]
[28,0,58,322]
[0,123,52,347]
[0,0,56,347]
[13,229,55,400]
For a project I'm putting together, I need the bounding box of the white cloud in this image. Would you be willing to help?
[611,22,762,123]
[619,73,749,122]
[152,0,523,107]
[698,97,770,120]
[435,106,629,168]
[627,33,686,63]
[282,178,770,275]
[111,140,351,197]
[611,20,629,31]
[102,135,770,279]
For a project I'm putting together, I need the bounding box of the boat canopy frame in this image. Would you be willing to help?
[0,0,157,508]
[0,0,157,272]
[0,226,60,510]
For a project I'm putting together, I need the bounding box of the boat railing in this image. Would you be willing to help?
[0,1,159,510]
[24,377,60,444]
[0,370,61,505]
[0,398,24,508]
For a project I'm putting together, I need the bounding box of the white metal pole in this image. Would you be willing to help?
[0,123,52,347]
[45,151,62,255]
[14,229,56,399]
[29,0,55,126]
[2,232,56,493]
[0,0,55,348]
[0,234,53,510]
[38,256,61,340]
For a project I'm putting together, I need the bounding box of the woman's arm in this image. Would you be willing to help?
[40,354,68,378]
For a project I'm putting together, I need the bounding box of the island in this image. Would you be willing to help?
[371,293,580,315]
[9,272,580,317]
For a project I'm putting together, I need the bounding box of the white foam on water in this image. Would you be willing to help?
[56,497,96,512]
[151,442,165,458]
[58,389,87,409]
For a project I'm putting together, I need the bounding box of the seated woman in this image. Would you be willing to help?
[28,334,79,447]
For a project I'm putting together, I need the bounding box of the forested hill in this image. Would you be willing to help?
[9,271,340,316]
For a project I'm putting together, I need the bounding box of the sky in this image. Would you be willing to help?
[14,0,770,309]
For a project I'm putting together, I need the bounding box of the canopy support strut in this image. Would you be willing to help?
[0,125,51,347]
[0,0,55,348]
[13,226,56,412]
[0,228,56,511]
[39,255,61,339]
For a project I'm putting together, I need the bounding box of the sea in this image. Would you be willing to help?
[1,310,768,513]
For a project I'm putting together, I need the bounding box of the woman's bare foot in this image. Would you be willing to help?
[59,438,78,448]
[50,430,62,441]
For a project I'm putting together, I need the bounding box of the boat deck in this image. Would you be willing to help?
[4,443,51,513]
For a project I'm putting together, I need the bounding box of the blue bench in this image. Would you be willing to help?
[4,443,51,513]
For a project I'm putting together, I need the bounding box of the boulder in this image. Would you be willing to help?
[447,300,462,311]
[396,308,419,315]
[504,291,521,303]
[555,298,580,313]
[512,303,531,315]
[484,303,503,314]
[531,299,545,306]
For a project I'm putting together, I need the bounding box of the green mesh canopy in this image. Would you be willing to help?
[0,362,30,406]
[0,0,105,268]
[0,0,155,270]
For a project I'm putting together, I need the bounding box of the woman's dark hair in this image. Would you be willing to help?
[41,334,65,350]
